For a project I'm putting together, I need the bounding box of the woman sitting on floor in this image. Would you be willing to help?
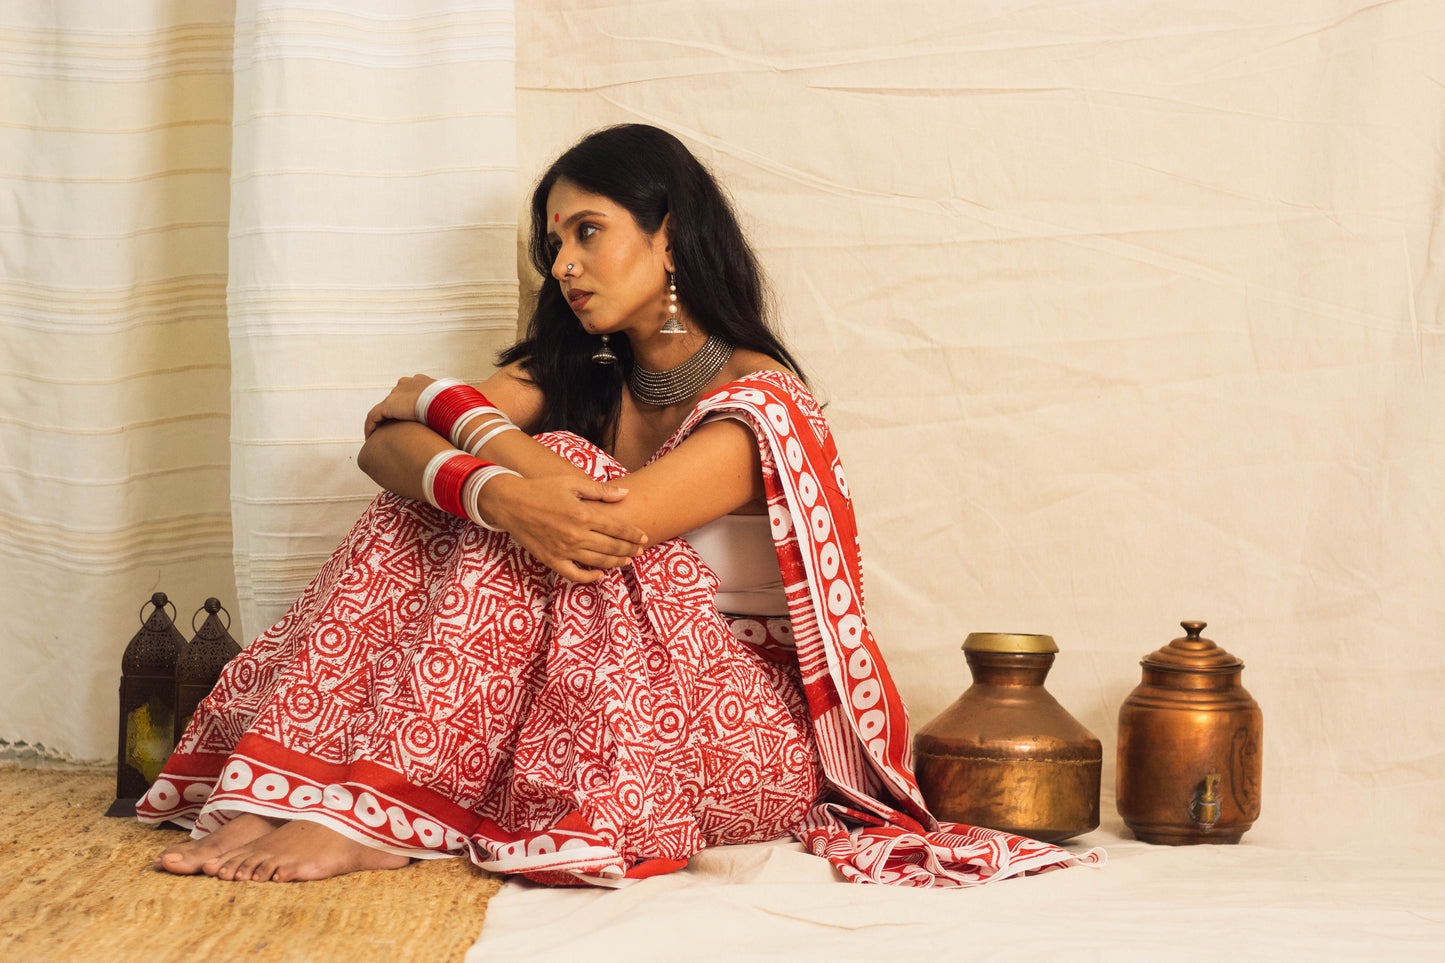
[140,124,1100,887]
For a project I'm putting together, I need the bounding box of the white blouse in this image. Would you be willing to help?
[679,513,787,616]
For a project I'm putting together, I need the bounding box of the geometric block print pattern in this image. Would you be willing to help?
[140,372,1101,886]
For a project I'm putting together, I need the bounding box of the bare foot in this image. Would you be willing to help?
[153,813,281,875]
[206,819,411,882]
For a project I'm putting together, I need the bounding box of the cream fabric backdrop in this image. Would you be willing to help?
[517,0,1444,845]
[3,0,1441,855]
[0,0,517,761]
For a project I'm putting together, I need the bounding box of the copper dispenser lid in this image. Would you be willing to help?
[963,632,1059,654]
[1140,621,1243,673]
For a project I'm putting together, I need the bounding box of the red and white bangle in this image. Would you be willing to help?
[416,380,505,448]
[461,465,521,531]
[421,450,489,519]
[415,378,465,424]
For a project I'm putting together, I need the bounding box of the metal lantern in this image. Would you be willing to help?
[174,597,241,744]
[107,592,186,817]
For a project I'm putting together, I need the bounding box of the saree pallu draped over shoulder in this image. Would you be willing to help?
[138,371,1104,886]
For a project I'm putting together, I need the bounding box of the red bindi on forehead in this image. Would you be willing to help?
[554,213,559,222]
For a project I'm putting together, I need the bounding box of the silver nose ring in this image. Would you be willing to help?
[566,263,575,272]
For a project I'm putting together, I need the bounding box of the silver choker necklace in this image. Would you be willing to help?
[629,334,734,406]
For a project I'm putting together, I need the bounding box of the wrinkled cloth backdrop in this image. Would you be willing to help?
[3,0,1442,858]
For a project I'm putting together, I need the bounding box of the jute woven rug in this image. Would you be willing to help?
[0,766,500,963]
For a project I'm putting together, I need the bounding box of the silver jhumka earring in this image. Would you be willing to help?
[591,334,618,365]
[660,272,686,334]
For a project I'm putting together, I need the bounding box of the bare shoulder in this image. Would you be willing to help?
[479,361,546,432]
[489,360,537,388]
[724,348,794,382]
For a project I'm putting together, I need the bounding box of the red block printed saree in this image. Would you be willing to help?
[137,370,1104,886]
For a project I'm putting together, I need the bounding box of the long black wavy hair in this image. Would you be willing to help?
[497,124,806,449]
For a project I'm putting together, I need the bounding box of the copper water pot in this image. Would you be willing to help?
[914,633,1101,843]
[1116,621,1262,845]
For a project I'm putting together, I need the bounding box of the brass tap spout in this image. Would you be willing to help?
[1190,773,1221,832]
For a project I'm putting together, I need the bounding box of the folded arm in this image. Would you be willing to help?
[482,417,764,550]
[357,365,764,583]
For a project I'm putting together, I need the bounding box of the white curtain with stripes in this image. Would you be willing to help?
[0,0,518,762]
